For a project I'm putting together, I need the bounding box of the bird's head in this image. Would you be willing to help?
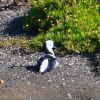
[44,40,56,56]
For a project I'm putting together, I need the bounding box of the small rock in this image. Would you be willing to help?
[67,93,73,99]
[0,79,5,84]
[27,82,31,85]
[61,83,65,87]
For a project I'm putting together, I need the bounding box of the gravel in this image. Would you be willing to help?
[0,48,100,100]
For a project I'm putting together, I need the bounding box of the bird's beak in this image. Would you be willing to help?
[53,46,57,49]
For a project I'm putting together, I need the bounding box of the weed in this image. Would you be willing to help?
[0,35,31,52]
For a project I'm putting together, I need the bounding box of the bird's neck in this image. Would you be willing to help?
[45,48,55,57]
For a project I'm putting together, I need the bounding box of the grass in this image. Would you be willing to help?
[0,35,31,52]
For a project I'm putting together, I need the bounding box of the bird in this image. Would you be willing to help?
[35,40,58,74]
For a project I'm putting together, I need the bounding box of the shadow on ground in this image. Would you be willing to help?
[25,65,37,72]
[79,53,99,76]
[3,17,24,36]
[3,16,38,37]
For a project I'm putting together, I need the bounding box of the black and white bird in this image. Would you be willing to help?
[35,40,58,74]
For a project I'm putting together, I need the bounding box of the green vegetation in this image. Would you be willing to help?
[23,0,100,53]
[0,36,30,52]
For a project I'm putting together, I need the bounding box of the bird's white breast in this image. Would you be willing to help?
[39,58,48,73]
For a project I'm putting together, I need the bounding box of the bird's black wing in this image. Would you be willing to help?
[35,56,44,72]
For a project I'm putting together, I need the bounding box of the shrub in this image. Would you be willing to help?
[23,0,100,53]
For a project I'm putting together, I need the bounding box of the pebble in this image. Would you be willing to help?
[61,83,65,87]
[67,93,73,99]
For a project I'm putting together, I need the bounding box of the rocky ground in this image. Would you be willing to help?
[0,2,100,100]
